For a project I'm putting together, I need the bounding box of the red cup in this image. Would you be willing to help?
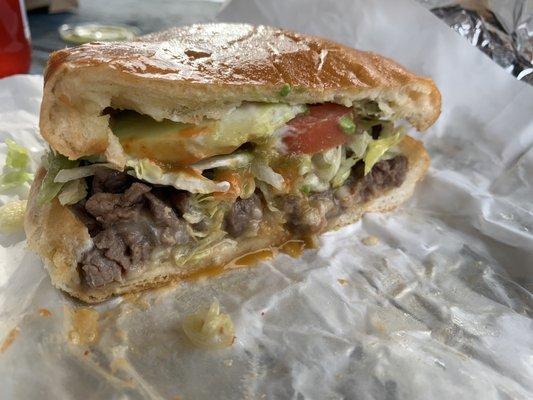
[0,0,31,78]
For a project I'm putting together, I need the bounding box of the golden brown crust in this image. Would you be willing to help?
[41,23,440,163]
[25,136,429,303]
[25,168,92,294]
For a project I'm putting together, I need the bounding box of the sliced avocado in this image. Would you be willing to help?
[111,103,306,165]
[111,110,189,139]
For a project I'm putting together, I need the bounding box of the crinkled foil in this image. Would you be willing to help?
[417,0,533,84]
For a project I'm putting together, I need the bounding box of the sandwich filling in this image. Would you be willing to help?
[38,101,409,289]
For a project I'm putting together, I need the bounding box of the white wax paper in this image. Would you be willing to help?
[1,0,533,398]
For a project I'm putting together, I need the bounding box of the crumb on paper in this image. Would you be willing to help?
[224,359,233,367]
[110,357,129,374]
[362,235,380,246]
[84,350,90,356]
[122,292,150,310]
[0,200,27,234]
[0,327,20,354]
[67,307,99,345]
[38,308,52,317]
[115,329,128,342]
[337,278,349,285]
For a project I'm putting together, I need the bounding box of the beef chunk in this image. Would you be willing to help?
[145,192,190,246]
[335,155,408,209]
[92,169,131,194]
[225,194,263,237]
[70,200,100,236]
[116,223,153,265]
[283,156,408,236]
[93,228,131,270]
[85,183,150,225]
[357,155,408,202]
[81,248,123,288]
[80,180,190,288]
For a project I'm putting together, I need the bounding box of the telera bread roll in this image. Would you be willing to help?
[25,23,440,303]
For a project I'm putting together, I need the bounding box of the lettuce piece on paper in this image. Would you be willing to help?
[0,139,34,192]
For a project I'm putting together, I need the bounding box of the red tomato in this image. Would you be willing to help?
[282,103,352,154]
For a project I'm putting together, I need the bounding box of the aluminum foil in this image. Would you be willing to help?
[417,0,533,84]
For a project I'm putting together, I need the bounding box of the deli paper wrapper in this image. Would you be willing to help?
[1,0,533,398]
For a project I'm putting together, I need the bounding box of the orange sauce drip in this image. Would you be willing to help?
[0,327,20,354]
[155,163,199,175]
[177,126,208,138]
[38,308,52,317]
[122,292,150,310]
[234,249,274,266]
[184,264,227,282]
[67,307,99,345]
[183,239,314,282]
[279,240,306,258]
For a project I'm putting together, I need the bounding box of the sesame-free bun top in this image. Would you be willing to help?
[40,23,441,166]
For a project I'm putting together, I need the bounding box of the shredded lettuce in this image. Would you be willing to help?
[5,139,30,169]
[182,194,219,225]
[364,131,403,175]
[256,181,280,212]
[298,147,342,192]
[38,152,79,204]
[182,299,235,349]
[251,160,285,191]
[347,132,373,159]
[331,155,358,188]
[127,159,230,194]
[191,152,252,171]
[312,147,342,182]
[0,140,33,192]
[58,179,88,205]
[0,170,34,192]
[239,172,256,199]
[173,231,234,265]
[300,172,330,192]
[54,163,116,183]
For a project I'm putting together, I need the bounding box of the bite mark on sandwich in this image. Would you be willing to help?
[26,23,439,302]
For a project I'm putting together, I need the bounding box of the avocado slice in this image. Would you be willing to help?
[111,103,306,165]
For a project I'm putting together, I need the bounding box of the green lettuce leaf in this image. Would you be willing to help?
[0,140,33,192]
[54,163,116,183]
[38,152,79,204]
[363,131,403,175]
[190,152,253,171]
[127,159,230,194]
[5,139,30,169]
[58,179,88,205]
[0,171,34,191]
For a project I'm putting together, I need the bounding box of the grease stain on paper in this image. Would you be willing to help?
[67,307,99,345]
[0,327,20,354]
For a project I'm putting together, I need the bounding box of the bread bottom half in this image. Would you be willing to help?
[25,136,429,303]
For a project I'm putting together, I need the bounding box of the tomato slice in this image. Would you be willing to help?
[282,103,352,155]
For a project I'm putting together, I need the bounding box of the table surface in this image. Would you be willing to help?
[28,0,224,74]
